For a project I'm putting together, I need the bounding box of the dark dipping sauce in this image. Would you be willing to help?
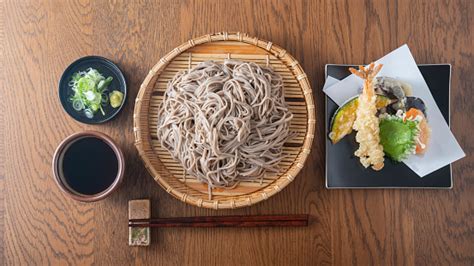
[61,137,118,195]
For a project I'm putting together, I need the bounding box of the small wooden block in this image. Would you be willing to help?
[128,199,151,246]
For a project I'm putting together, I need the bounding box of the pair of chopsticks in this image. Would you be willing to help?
[129,214,309,228]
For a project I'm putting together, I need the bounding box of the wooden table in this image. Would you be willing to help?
[1,0,473,265]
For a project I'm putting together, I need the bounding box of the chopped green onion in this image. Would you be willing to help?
[101,93,109,103]
[97,80,105,90]
[69,68,114,118]
[84,108,94,119]
[98,76,113,91]
[90,102,100,112]
[72,99,84,111]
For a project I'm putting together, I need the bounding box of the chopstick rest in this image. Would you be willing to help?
[128,199,150,246]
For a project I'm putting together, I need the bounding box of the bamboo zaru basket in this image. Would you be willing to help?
[134,32,315,209]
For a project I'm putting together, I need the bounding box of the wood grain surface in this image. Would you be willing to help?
[1,0,473,265]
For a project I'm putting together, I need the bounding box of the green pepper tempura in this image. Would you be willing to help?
[69,68,114,118]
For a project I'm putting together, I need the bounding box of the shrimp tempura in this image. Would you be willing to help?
[349,63,385,170]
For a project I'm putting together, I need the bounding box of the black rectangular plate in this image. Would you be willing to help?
[325,64,452,188]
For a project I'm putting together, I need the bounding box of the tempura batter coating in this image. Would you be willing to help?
[349,63,385,170]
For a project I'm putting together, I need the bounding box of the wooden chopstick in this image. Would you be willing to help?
[129,214,309,228]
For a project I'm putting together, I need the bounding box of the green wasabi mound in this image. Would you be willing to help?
[379,115,419,162]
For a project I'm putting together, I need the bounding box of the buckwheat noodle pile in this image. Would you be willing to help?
[157,60,293,198]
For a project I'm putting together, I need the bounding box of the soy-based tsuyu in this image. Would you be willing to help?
[61,137,118,195]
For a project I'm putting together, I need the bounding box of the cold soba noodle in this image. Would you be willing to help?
[157,60,293,197]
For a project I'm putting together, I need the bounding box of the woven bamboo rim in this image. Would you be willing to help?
[134,32,315,209]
